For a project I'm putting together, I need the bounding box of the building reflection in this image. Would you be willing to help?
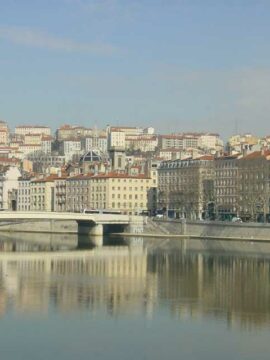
[147,248,270,330]
[0,245,157,318]
[0,236,269,329]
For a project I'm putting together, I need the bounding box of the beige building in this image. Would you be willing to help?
[108,126,144,136]
[198,133,223,150]
[228,133,259,155]
[24,133,42,145]
[108,129,126,149]
[19,144,42,157]
[30,176,56,211]
[15,125,51,136]
[66,172,152,214]
[158,156,214,219]
[0,121,9,145]
[56,125,93,141]
[0,130,9,145]
[95,173,151,214]
[125,135,158,152]
[41,136,53,154]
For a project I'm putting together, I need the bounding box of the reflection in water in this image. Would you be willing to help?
[0,234,269,331]
[0,232,80,252]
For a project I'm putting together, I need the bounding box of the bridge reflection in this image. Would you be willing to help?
[0,235,269,330]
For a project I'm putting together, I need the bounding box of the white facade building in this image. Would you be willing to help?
[83,136,107,153]
[60,139,82,161]
[0,166,21,210]
[19,144,42,157]
[17,178,31,211]
[54,177,67,212]
[108,130,126,150]
[41,136,53,154]
[199,134,223,150]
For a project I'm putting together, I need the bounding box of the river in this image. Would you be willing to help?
[0,232,269,359]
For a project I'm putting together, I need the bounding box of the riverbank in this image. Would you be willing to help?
[0,217,270,242]
[120,218,270,242]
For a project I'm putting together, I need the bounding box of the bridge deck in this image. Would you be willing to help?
[0,211,130,224]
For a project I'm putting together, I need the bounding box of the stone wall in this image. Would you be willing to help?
[0,219,78,233]
[143,218,270,240]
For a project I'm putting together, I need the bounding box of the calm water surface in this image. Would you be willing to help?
[0,232,269,359]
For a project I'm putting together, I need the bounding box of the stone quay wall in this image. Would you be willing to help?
[0,219,78,234]
[142,218,270,241]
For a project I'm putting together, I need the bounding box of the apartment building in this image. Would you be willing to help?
[83,135,108,153]
[159,135,184,150]
[17,177,31,211]
[90,173,152,214]
[30,176,56,211]
[56,125,93,141]
[238,150,270,221]
[59,139,81,161]
[66,174,91,212]
[125,135,158,152]
[15,125,51,136]
[199,133,223,150]
[0,166,21,210]
[54,177,68,212]
[0,130,9,145]
[158,156,214,219]
[66,172,152,214]
[214,155,240,219]
[108,129,126,150]
[109,126,144,137]
[41,136,53,154]
[19,144,42,157]
[24,133,42,145]
[159,133,222,152]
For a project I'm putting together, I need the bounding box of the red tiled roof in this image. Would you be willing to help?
[31,175,59,183]
[67,172,150,181]
[0,157,20,163]
[196,155,214,160]
[92,172,150,179]
[241,150,270,160]
[41,135,53,141]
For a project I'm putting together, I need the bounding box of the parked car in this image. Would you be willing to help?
[232,217,242,223]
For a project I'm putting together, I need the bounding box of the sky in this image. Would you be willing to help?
[1,0,270,139]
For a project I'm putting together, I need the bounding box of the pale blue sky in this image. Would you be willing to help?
[1,0,270,138]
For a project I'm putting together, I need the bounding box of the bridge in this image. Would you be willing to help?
[0,211,144,239]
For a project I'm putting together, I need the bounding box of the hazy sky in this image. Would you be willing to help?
[1,0,270,139]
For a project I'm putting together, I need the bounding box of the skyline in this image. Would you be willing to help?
[1,0,270,138]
